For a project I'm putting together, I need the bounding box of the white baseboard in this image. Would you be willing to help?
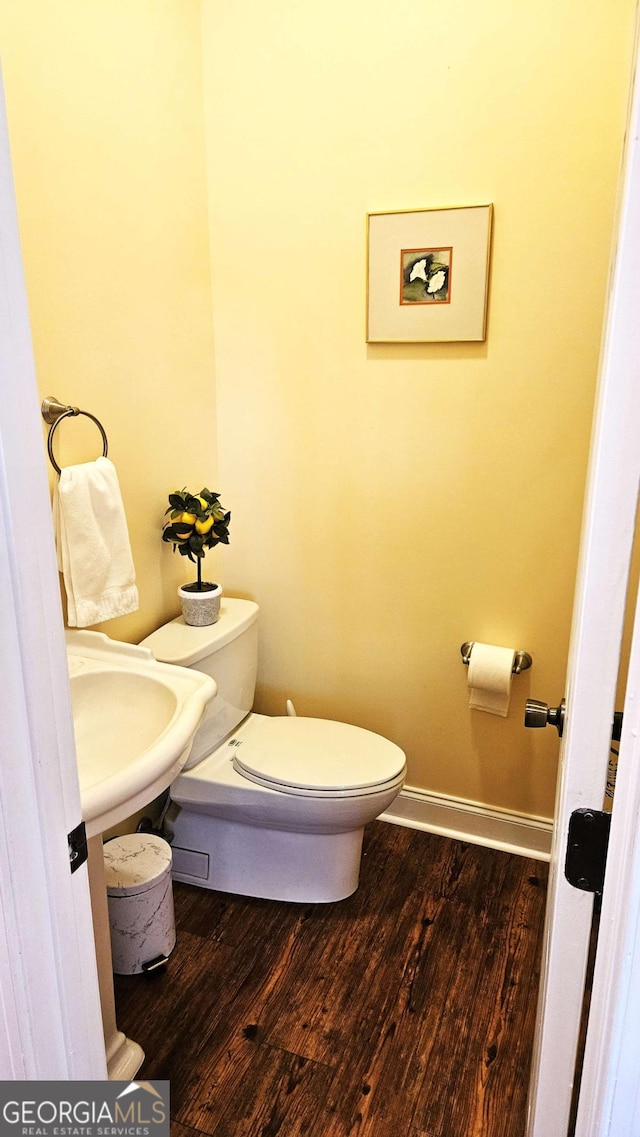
[380,784,553,861]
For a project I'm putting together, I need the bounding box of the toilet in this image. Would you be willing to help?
[140,598,406,903]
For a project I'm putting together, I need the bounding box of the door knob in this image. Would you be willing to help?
[524,699,624,742]
[524,698,566,737]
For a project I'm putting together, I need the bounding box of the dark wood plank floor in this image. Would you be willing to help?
[114,821,548,1137]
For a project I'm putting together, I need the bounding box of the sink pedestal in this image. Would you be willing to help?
[64,630,216,1077]
[87,835,144,1079]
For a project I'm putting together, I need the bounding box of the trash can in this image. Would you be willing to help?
[103,834,176,975]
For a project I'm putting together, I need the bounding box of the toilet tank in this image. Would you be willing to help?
[140,598,259,769]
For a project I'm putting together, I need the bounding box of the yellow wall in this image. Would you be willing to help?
[201,0,637,818]
[1,2,636,822]
[0,0,217,645]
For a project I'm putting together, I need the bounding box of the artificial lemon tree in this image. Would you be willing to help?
[162,488,231,590]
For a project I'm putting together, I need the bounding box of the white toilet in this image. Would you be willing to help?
[140,598,406,903]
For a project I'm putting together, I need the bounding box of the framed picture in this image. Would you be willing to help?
[366,204,493,343]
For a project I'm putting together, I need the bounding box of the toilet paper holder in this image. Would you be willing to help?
[460,642,532,675]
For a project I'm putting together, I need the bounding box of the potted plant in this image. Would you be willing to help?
[162,487,231,625]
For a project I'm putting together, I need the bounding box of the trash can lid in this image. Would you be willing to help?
[104,834,173,897]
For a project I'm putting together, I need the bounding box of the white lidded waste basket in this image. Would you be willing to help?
[103,834,176,975]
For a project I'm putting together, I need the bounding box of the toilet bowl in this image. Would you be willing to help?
[140,599,406,902]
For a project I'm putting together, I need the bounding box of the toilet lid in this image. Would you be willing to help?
[232,716,406,796]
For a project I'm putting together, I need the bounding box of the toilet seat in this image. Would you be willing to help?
[231,716,407,798]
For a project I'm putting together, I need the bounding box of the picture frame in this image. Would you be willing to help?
[366,204,493,343]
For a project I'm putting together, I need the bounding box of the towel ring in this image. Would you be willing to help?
[42,396,109,476]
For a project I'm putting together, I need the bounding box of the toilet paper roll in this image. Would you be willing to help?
[467,642,516,717]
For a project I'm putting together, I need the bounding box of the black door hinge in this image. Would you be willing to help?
[565,808,611,895]
[68,821,88,874]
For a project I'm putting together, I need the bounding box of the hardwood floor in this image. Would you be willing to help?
[114,821,548,1137]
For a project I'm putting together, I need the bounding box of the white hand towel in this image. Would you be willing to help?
[53,456,139,627]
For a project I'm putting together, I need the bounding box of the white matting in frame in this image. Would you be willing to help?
[366,204,493,343]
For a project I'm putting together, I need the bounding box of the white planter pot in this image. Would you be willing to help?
[178,582,222,626]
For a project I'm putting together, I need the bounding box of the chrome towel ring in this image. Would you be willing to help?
[41,395,109,476]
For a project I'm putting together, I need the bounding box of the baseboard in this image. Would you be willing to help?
[380,784,553,861]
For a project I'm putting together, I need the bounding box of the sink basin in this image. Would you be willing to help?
[66,629,216,837]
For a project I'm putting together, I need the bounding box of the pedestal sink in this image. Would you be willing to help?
[66,629,216,1079]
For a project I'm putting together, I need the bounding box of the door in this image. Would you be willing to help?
[526,17,640,1135]
[0,67,106,1079]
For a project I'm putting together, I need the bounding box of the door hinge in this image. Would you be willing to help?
[68,821,88,874]
[565,808,611,895]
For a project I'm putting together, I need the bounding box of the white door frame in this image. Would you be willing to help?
[526,12,640,1133]
[572,30,640,1134]
[0,68,106,1079]
[575,563,640,1134]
